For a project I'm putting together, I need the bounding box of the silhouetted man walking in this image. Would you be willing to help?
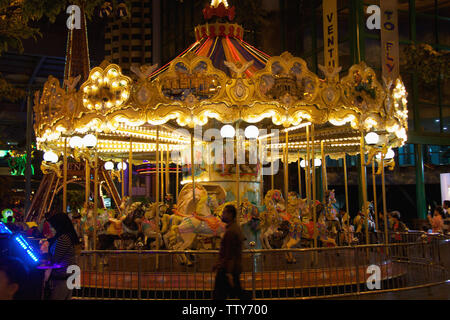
[212,204,248,300]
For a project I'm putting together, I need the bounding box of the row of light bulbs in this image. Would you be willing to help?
[104,161,127,171]
[43,134,98,163]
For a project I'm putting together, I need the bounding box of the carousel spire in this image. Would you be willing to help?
[210,0,229,8]
[203,0,235,21]
[64,4,91,89]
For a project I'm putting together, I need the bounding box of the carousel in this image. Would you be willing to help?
[26,0,408,264]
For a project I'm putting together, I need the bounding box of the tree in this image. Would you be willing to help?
[0,0,130,101]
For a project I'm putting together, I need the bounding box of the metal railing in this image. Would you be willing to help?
[73,236,449,300]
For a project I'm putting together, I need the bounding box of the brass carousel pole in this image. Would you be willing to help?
[85,159,90,204]
[155,127,160,269]
[360,134,369,245]
[176,159,179,203]
[311,124,317,249]
[161,148,164,201]
[93,140,99,251]
[121,159,124,199]
[284,130,289,210]
[381,155,389,247]
[191,131,196,205]
[305,126,311,206]
[235,122,240,216]
[297,151,302,198]
[343,155,350,231]
[63,138,68,212]
[270,135,274,191]
[321,140,327,202]
[259,139,264,206]
[372,163,379,230]
[166,148,170,198]
[129,137,133,199]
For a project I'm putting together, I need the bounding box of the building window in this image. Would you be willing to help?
[122,45,129,51]
[398,144,415,166]
[131,45,142,51]
[132,34,142,40]
[425,145,450,165]
[131,57,141,63]
[122,34,129,40]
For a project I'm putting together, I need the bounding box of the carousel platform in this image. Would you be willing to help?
[74,250,408,299]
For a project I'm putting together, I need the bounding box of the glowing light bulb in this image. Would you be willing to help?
[220,125,235,138]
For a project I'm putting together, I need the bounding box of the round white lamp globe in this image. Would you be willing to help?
[244,125,259,139]
[314,158,322,167]
[365,132,379,145]
[104,161,114,170]
[83,134,97,148]
[117,162,127,171]
[44,151,59,163]
[385,148,395,159]
[220,125,235,138]
[69,136,83,148]
[300,159,306,168]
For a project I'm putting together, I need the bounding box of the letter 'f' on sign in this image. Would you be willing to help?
[67,5,81,30]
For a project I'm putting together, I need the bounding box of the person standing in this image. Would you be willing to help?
[212,204,248,300]
[428,206,444,234]
[46,212,80,300]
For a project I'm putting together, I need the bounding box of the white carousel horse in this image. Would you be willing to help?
[172,184,226,265]
[141,203,163,249]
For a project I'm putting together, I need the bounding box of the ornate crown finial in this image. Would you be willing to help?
[203,0,235,21]
[210,0,229,8]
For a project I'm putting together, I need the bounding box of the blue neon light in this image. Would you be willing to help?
[0,222,40,264]
[0,222,12,234]
[14,235,39,263]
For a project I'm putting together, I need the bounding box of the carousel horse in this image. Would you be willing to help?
[279,193,310,262]
[139,202,162,249]
[260,190,285,249]
[214,199,261,249]
[172,184,226,265]
[340,212,358,245]
[160,185,202,250]
[353,202,376,243]
[119,201,146,249]
[324,190,341,239]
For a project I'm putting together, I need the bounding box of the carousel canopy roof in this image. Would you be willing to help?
[33,0,408,163]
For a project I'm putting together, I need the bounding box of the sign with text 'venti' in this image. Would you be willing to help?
[322,0,339,70]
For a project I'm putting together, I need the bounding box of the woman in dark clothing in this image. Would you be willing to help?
[46,212,80,300]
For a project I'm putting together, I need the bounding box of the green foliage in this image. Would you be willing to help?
[0,1,131,101]
[403,44,450,87]
[66,190,85,212]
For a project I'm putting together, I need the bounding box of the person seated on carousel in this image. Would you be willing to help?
[315,203,337,247]
[339,210,357,245]
[353,211,365,242]
[427,206,444,234]
[391,212,408,242]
